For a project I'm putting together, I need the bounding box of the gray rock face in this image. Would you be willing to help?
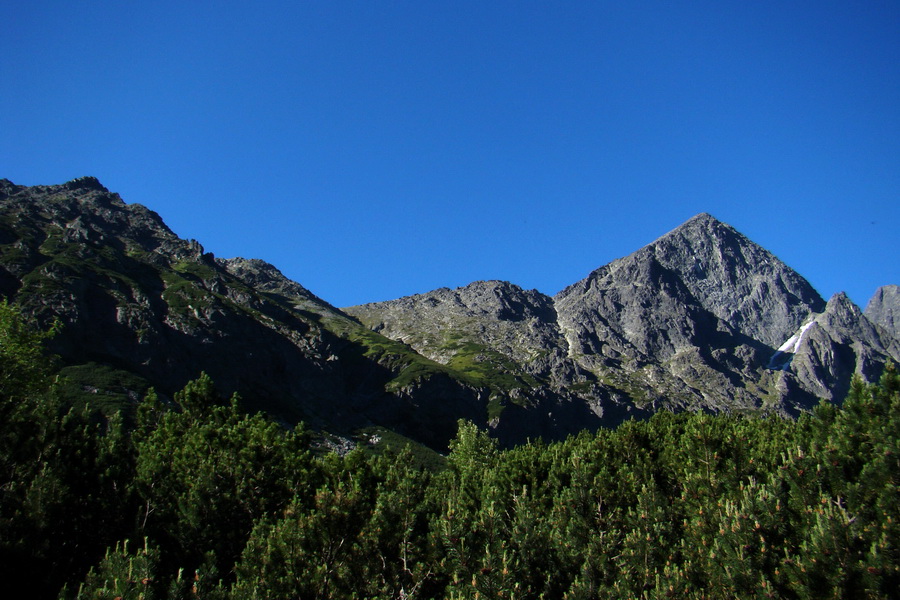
[865,285,900,340]
[2,177,895,448]
[349,213,891,421]
[346,281,613,443]
[218,257,317,303]
[349,280,566,375]
[549,213,831,413]
[555,213,824,356]
[772,293,900,403]
[0,178,343,415]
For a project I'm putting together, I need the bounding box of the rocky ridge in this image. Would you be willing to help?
[347,214,897,420]
[1,177,897,449]
[0,178,485,449]
[865,284,900,340]
[773,292,900,404]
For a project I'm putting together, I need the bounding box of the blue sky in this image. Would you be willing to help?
[2,1,898,308]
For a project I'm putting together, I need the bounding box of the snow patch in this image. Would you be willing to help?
[768,320,816,370]
[776,321,816,354]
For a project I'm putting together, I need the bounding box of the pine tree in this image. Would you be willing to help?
[132,382,315,579]
[64,538,160,600]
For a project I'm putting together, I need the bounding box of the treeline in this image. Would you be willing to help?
[1,300,898,599]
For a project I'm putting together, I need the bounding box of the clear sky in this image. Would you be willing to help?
[2,1,898,308]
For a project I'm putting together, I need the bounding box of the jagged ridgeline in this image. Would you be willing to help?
[1,177,898,449]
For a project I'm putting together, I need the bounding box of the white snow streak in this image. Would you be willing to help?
[768,320,816,370]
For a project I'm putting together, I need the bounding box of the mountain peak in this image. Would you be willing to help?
[826,291,858,310]
[684,212,719,225]
[821,292,864,328]
[64,176,108,192]
[659,212,735,243]
[558,211,825,350]
[217,256,321,305]
[1,177,897,450]
[864,285,900,340]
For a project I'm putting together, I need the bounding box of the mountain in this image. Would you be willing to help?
[347,214,899,426]
[347,280,624,444]
[0,177,485,450]
[556,213,824,350]
[552,213,827,413]
[1,177,897,449]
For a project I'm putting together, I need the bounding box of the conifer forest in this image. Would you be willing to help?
[1,299,898,599]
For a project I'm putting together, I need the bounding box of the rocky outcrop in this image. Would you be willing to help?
[348,280,566,376]
[555,213,824,355]
[346,281,610,443]
[771,293,900,403]
[550,213,830,413]
[865,284,900,340]
[0,179,344,419]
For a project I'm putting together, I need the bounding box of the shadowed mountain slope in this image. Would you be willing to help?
[0,177,486,450]
[2,178,897,448]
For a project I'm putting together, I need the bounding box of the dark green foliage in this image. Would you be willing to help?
[355,425,448,471]
[64,538,161,600]
[232,448,438,600]
[0,298,59,403]
[0,301,133,597]
[233,451,374,598]
[1,302,898,598]
[132,375,317,575]
[56,362,152,418]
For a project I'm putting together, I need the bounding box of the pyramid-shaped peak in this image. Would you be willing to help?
[557,211,826,349]
[827,291,857,307]
[823,292,863,321]
[685,212,719,224]
[662,212,736,239]
[635,213,745,257]
[643,213,755,263]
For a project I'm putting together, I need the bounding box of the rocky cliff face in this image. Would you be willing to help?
[2,178,896,449]
[0,178,341,417]
[348,213,897,424]
[347,280,630,444]
[865,285,900,340]
[550,213,831,413]
[771,292,900,404]
[348,280,565,378]
[555,213,825,356]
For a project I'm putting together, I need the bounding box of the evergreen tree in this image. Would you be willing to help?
[232,450,375,599]
[132,380,316,579]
